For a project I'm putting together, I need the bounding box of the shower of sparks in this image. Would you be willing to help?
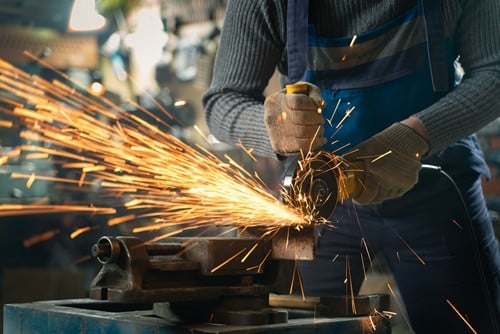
[446,299,478,334]
[282,150,352,225]
[1,56,475,332]
[0,57,330,238]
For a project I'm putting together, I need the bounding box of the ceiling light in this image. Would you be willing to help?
[68,0,106,32]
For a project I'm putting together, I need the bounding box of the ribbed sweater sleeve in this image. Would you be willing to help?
[202,0,500,158]
[202,0,287,158]
[415,0,500,155]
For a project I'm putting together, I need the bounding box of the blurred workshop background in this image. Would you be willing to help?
[0,0,284,330]
[0,0,498,333]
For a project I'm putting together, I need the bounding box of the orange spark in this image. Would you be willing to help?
[361,237,373,268]
[257,248,272,272]
[387,283,412,330]
[360,251,367,280]
[0,205,115,216]
[26,172,35,188]
[452,219,464,230]
[446,299,477,334]
[23,229,61,248]
[73,255,92,265]
[327,98,342,126]
[70,226,92,239]
[236,139,257,162]
[291,260,306,300]
[25,153,49,160]
[371,150,392,163]
[346,255,357,314]
[108,214,136,226]
[349,35,358,47]
[0,119,13,127]
[368,315,376,331]
[336,106,356,129]
[241,243,260,263]
[148,228,191,243]
[393,230,426,265]
[210,247,247,273]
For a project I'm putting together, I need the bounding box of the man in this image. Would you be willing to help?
[202,1,500,332]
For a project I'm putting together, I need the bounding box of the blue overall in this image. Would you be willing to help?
[286,1,500,333]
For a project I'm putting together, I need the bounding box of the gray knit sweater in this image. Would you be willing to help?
[202,0,500,158]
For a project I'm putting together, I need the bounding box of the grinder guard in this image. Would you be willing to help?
[281,153,342,220]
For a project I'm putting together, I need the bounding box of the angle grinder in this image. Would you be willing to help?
[281,151,360,220]
[280,83,361,220]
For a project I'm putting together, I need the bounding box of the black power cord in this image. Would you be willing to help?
[421,164,499,333]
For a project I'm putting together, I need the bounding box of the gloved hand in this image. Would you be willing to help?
[264,82,327,156]
[349,122,430,204]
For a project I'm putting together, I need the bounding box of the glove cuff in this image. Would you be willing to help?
[378,123,430,160]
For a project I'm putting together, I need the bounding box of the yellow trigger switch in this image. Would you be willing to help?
[286,83,309,95]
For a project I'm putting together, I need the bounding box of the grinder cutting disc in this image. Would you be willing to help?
[281,153,340,220]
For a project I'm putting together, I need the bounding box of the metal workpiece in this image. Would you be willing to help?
[240,225,317,261]
[269,293,391,317]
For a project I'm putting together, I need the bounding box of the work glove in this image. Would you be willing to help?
[349,122,430,205]
[264,82,327,156]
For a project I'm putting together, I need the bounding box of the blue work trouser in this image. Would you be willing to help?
[299,163,500,333]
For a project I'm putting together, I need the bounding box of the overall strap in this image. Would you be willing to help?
[286,0,309,83]
[421,0,450,92]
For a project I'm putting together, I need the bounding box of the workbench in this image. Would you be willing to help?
[4,298,391,333]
